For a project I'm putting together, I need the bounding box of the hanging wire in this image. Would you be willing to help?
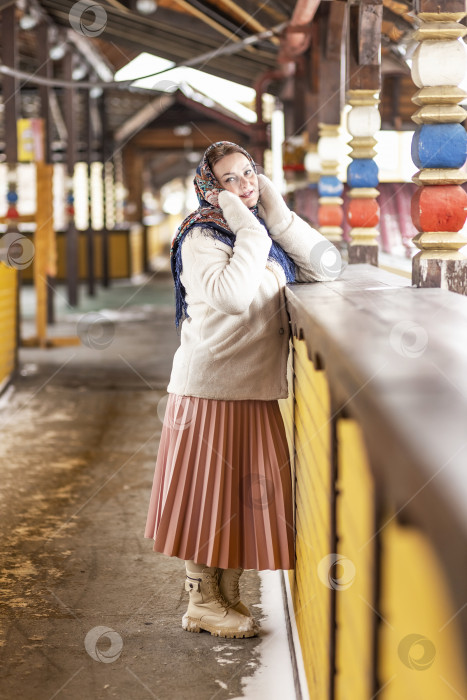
[0,21,289,92]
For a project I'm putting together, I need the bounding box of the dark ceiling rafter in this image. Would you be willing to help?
[38,0,280,87]
[0,0,428,153]
[14,0,417,93]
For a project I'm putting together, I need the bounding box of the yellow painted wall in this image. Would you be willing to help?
[278,339,295,466]
[379,517,467,700]
[21,231,132,282]
[146,213,181,268]
[56,232,130,280]
[288,337,333,699]
[129,224,144,277]
[0,263,18,389]
[146,224,164,262]
[287,335,466,699]
[335,418,375,700]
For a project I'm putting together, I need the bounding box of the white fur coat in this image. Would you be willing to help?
[167,186,341,400]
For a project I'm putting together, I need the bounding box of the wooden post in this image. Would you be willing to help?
[1,4,19,374]
[302,30,320,223]
[64,52,79,306]
[123,146,144,224]
[85,90,95,296]
[346,0,383,266]
[1,3,19,226]
[37,21,57,323]
[316,4,346,250]
[304,141,320,224]
[35,163,54,347]
[317,123,344,247]
[1,4,18,164]
[114,150,125,225]
[410,0,467,293]
[99,94,110,288]
[0,14,78,350]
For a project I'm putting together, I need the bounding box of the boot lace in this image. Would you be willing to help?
[205,571,230,610]
[223,568,242,602]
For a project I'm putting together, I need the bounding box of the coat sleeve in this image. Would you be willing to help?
[181,225,272,315]
[271,212,342,283]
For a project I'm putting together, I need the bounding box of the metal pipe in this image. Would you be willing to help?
[280,0,321,61]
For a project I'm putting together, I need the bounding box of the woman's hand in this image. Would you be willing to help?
[257,174,293,237]
[218,189,268,237]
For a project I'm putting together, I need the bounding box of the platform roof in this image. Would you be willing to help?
[0,0,423,157]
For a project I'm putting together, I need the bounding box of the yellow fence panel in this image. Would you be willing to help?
[284,269,466,699]
[379,517,467,700]
[290,337,332,699]
[335,418,375,700]
[0,262,18,389]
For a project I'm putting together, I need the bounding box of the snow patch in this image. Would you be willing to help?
[0,384,15,409]
[233,570,298,700]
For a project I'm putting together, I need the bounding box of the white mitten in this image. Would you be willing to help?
[218,189,268,237]
[257,174,293,237]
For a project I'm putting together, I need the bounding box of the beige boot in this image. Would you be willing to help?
[217,567,252,619]
[182,561,257,639]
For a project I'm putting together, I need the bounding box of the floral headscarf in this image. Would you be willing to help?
[170,141,295,327]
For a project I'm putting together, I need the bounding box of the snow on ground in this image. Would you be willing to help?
[235,570,309,700]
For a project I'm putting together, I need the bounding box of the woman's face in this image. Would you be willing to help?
[212,152,259,208]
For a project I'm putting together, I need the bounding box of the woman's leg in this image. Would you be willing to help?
[183,560,257,638]
[217,567,253,619]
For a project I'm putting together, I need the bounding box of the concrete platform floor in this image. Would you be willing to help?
[0,275,297,700]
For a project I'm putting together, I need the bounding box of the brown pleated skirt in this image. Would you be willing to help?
[144,393,294,570]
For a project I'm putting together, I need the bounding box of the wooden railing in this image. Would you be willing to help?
[281,264,467,700]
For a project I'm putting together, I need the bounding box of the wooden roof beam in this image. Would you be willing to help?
[130,124,248,150]
[165,0,254,44]
[175,91,252,136]
[66,29,115,82]
[210,0,280,45]
[347,0,383,91]
[319,3,346,125]
[114,94,176,144]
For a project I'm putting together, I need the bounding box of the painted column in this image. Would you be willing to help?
[304,142,320,224]
[410,2,467,293]
[314,1,347,251]
[346,90,381,265]
[1,4,19,236]
[317,123,344,249]
[37,20,56,324]
[63,50,79,307]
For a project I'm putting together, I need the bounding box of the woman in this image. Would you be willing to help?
[145,141,341,639]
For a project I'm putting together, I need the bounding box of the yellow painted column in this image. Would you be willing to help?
[0,263,18,389]
[335,418,375,699]
[378,517,467,699]
[290,338,333,698]
[35,162,54,348]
